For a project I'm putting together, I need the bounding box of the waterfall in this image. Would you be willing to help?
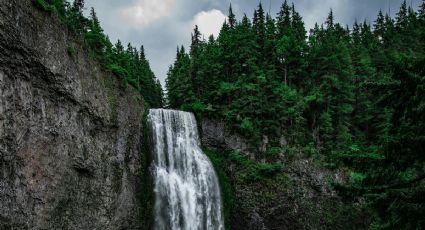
[147,109,224,230]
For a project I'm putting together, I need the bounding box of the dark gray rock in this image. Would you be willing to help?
[201,118,255,158]
[200,119,365,230]
[0,1,146,229]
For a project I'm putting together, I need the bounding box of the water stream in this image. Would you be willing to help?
[148,109,224,230]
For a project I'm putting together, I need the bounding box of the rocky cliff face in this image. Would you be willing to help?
[201,118,367,230]
[201,119,254,158]
[0,1,147,229]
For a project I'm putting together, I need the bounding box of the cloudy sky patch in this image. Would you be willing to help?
[192,9,227,38]
[119,0,176,26]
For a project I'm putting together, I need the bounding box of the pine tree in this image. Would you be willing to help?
[291,3,306,41]
[140,45,145,60]
[382,13,395,49]
[419,0,425,22]
[190,25,203,98]
[115,40,124,53]
[289,3,307,87]
[253,3,266,65]
[306,9,354,151]
[419,0,425,52]
[73,0,84,11]
[396,0,408,29]
[325,9,334,29]
[89,8,102,32]
[190,25,202,54]
[166,46,194,109]
[350,21,376,143]
[85,8,107,56]
[228,4,236,29]
[66,0,87,34]
[265,14,277,75]
[374,10,385,42]
[50,0,67,19]
[277,0,291,37]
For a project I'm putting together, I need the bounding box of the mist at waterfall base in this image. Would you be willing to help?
[148,109,225,230]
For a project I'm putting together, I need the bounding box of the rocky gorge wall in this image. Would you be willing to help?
[201,118,368,230]
[0,1,147,229]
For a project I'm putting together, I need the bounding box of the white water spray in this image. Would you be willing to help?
[148,109,224,230]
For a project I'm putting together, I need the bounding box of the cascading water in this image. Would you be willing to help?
[147,109,224,230]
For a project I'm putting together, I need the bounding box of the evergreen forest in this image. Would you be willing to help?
[166,1,425,229]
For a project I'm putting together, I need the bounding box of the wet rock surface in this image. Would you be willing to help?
[201,119,365,230]
[201,118,254,158]
[0,1,145,229]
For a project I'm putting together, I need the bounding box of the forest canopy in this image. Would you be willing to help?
[166,1,425,229]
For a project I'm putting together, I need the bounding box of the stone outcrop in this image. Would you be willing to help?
[0,1,147,229]
[200,119,366,230]
[201,118,254,158]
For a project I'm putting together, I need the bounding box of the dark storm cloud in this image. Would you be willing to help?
[84,0,422,86]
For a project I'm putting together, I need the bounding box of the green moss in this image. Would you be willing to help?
[203,149,236,230]
[228,151,283,183]
[139,108,154,228]
[204,148,292,229]
[33,0,54,12]
[107,64,130,88]
[67,46,77,57]
[321,201,370,229]
[103,76,118,124]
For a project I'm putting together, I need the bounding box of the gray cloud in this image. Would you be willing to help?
[84,0,422,87]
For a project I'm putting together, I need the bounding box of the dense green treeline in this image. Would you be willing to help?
[166,1,425,229]
[33,0,164,107]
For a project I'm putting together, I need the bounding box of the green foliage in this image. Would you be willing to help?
[67,46,76,57]
[107,63,129,85]
[204,149,290,228]
[228,151,283,183]
[139,110,154,228]
[245,162,283,182]
[303,142,317,157]
[189,100,206,113]
[228,151,250,166]
[166,1,425,228]
[203,149,236,230]
[33,0,54,12]
[240,118,255,134]
[103,75,118,124]
[349,172,366,184]
[265,146,281,159]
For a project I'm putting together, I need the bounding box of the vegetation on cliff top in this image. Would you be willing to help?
[33,0,164,108]
[166,0,425,229]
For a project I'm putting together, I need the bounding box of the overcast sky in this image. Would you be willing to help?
[84,0,422,87]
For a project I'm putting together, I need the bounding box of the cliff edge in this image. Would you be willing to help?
[0,0,147,229]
